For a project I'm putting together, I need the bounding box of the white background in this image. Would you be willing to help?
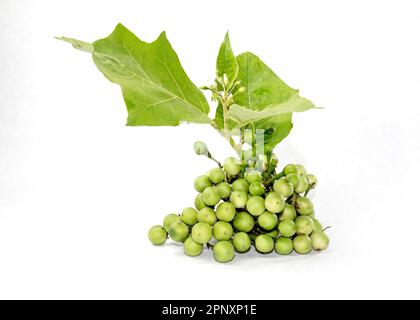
[1,0,419,299]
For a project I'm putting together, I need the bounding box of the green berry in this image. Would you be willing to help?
[216,202,236,222]
[294,176,309,194]
[213,221,233,241]
[255,234,274,253]
[232,178,249,193]
[310,231,329,251]
[168,221,189,243]
[202,187,221,206]
[245,171,262,184]
[283,164,297,175]
[266,229,280,238]
[232,211,254,232]
[258,211,278,230]
[163,213,180,232]
[249,181,265,196]
[194,175,212,192]
[184,237,203,256]
[279,204,297,221]
[232,232,251,253]
[229,190,248,208]
[191,222,212,244]
[265,192,285,214]
[296,164,306,176]
[148,225,167,245]
[181,207,198,226]
[273,178,294,198]
[216,182,231,199]
[296,197,314,215]
[278,219,297,237]
[209,167,225,184]
[275,237,294,255]
[223,157,241,176]
[194,193,206,210]
[295,216,314,235]
[246,196,266,216]
[213,240,235,263]
[197,207,217,226]
[286,173,300,189]
[293,235,312,254]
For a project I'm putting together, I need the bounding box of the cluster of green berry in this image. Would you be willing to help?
[148,146,329,263]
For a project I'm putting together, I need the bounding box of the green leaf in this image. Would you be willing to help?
[56,37,93,53]
[233,52,314,150]
[227,95,319,128]
[60,24,210,126]
[216,32,238,85]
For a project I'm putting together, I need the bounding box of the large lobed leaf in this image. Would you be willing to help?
[59,24,210,126]
[233,52,313,150]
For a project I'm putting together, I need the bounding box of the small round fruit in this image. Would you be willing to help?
[255,234,274,253]
[275,237,294,255]
[193,141,208,156]
[213,240,235,263]
[194,193,206,210]
[184,237,203,256]
[266,229,280,238]
[246,196,266,216]
[216,182,231,199]
[209,167,225,184]
[213,221,233,241]
[197,207,217,226]
[223,157,241,176]
[168,221,189,243]
[163,213,180,232]
[307,174,317,188]
[249,181,265,196]
[245,171,262,184]
[296,197,314,215]
[279,204,297,221]
[181,207,198,226]
[295,216,314,235]
[273,178,294,198]
[232,211,254,232]
[216,202,236,222]
[194,175,212,192]
[294,176,309,194]
[265,192,285,214]
[258,212,278,230]
[148,225,167,245]
[293,235,312,254]
[283,164,297,175]
[191,222,212,244]
[232,232,251,253]
[296,164,306,176]
[232,178,249,193]
[286,173,300,189]
[230,191,248,208]
[278,219,297,237]
[202,187,221,206]
[313,218,323,232]
[311,231,329,251]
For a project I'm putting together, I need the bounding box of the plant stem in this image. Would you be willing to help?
[265,172,284,185]
[207,152,222,168]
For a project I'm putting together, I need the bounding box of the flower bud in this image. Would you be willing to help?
[193,141,208,156]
